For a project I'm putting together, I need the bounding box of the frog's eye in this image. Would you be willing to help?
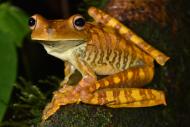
[28,16,36,29]
[73,15,85,30]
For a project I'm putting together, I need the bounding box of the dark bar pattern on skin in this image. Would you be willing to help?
[81,65,155,93]
[88,7,170,66]
[82,88,166,107]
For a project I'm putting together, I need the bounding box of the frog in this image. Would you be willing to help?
[29,7,169,121]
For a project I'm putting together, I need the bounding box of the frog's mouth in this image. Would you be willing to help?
[42,40,84,47]
[41,40,85,53]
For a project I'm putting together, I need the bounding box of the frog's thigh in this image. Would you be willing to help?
[88,65,154,92]
[81,88,166,107]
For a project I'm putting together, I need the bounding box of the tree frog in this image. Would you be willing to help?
[29,7,169,121]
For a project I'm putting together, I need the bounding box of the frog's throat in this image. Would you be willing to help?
[41,40,86,60]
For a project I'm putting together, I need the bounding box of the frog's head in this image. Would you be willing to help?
[29,14,90,51]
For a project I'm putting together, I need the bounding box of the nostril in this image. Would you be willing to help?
[47,27,55,34]
[28,17,36,27]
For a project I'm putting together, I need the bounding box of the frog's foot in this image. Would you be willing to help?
[42,85,80,121]
[42,76,96,121]
[58,83,74,93]
[74,76,97,93]
[59,80,68,87]
[80,88,166,107]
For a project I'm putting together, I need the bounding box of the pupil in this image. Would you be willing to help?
[28,17,36,27]
[75,18,85,27]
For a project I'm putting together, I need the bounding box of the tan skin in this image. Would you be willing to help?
[29,7,169,121]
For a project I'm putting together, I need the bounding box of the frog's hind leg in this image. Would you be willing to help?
[88,7,170,66]
[75,65,155,94]
[81,88,166,107]
[77,65,166,107]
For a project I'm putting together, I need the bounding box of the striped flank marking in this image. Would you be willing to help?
[88,7,169,66]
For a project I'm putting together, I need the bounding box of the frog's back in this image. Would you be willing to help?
[80,23,153,75]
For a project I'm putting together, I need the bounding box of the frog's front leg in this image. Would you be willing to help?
[42,56,97,121]
[42,85,79,121]
[60,61,75,86]
[42,76,96,121]
[70,55,97,92]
